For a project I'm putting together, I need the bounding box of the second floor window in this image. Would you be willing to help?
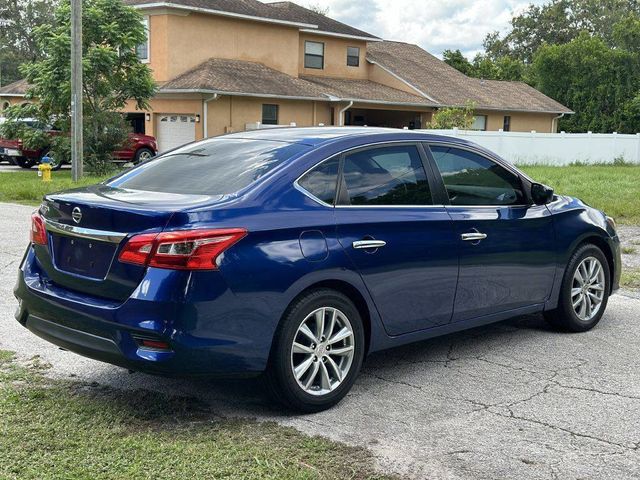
[305,41,324,69]
[347,46,360,67]
[262,104,279,125]
[136,17,149,61]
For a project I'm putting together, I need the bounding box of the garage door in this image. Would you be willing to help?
[157,114,196,153]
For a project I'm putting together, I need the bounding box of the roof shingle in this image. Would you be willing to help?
[367,41,572,114]
[0,79,28,96]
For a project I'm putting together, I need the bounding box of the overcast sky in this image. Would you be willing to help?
[287,0,547,58]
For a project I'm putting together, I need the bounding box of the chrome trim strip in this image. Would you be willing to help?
[44,218,127,244]
[461,232,488,241]
[353,240,387,249]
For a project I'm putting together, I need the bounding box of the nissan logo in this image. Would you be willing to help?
[71,207,82,224]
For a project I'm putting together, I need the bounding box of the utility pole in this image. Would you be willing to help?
[71,0,83,181]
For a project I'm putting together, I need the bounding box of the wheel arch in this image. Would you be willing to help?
[575,235,616,291]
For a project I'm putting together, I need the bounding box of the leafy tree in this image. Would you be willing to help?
[428,102,476,130]
[531,32,640,133]
[306,3,329,15]
[442,49,474,76]
[484,0,640,63]
[2,0,155,174]
[0,0,56,86]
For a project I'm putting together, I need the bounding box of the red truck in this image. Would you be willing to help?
[0,119,157,169]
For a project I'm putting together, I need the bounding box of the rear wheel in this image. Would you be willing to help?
[544,244,610,332]
[265,289,365,412]
[16,157,37,169]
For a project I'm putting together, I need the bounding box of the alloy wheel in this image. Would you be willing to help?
[290,307,355,396]
[571,256,606,321]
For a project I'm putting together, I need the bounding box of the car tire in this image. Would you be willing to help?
[133,147,155,164]
[16,157,37,169]
[544,243,610,332]
[265,289,365,412]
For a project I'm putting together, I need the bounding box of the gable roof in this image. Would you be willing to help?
[0,79,28,97]
[124,0,378,39]
[160,57,433,106]
[367,41,573,114]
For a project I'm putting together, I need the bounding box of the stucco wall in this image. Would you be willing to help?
[148,12,301,82]
[479,111,557,133]
[299,33,368,79]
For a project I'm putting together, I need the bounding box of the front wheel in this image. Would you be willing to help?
[265,289,365,412]
[133,147,155,164]
[544,244,610,332]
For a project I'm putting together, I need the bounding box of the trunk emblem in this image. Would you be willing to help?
[71,207,82,224]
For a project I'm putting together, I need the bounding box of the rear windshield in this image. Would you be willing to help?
[110,138,309,196]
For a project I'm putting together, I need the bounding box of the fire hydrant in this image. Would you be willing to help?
[38,155,52,182]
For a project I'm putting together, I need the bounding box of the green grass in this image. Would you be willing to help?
[519,164,640,225]
[621,268,640,290]
[0,351,394,480]
[0,170,109,206]
[622,246,637,255]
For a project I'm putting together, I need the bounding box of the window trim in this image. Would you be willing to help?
[471,114,487,131]
[423,142,533,208]
[346,46,360,67]
[261,103,279,125]
[294,141,448,209]
[304,40,325,69]
[137,16,150,63]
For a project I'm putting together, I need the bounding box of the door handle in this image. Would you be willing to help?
[352,240,387,249]
[461,232,487,242]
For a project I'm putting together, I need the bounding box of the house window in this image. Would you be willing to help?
[503,115,511,132]
[136,17,149,61]
[262,104,279,125]
[1,101,9,111]
[304,41,324,69]
[347,46,360,67]
[471,115,487,131]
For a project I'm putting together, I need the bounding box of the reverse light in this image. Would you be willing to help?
[30,213,47,245]
[118,228,247,270]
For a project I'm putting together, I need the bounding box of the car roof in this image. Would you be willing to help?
[222,126,479,149]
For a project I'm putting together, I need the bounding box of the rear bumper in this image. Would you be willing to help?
[14,248,271,377]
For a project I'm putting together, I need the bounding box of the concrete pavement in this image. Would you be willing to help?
[1,202,639,479]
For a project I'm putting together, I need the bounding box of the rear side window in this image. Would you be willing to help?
[111,138,309,196]
[341,145,432,206]
[298,156,339,205]
[429,145,525,206]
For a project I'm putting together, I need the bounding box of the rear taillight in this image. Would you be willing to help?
[118,228,247,270]
[30,213,47,245]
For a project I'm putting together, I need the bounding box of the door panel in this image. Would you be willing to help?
[447,205,556,320]
[336,208,458,335]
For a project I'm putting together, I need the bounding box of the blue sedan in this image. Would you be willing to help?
[14,128,621,411]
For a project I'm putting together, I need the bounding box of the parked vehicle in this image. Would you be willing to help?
[0,119,157,169]
[14,128,621,412]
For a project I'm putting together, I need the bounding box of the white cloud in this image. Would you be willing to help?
[284,0,547,58]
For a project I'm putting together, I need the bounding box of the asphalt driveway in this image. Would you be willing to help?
[1,202,639,479]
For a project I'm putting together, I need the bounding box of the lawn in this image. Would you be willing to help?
[0,164,638,224]
[519,164,640,225]
[0,350,393,480]
[0,170,109,206]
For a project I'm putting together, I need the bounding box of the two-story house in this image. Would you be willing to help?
[0,0,572,153]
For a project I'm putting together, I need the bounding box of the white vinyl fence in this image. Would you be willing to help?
[421,129,640,165]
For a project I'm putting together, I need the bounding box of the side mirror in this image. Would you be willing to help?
[531,183,554,205]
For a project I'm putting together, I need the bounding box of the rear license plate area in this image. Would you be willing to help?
[51,234,116,279]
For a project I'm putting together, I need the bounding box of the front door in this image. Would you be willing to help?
[427,144,556,321]
[335,143,459,336]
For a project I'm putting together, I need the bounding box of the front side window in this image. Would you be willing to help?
[341,145,432,206]
[298,156,339,204]
[347,46,360,67]
[262,104,278,125]
[111,138,310,196]
[471,115,487,131]
[136,17,149,61]
[304,41,324,69]
[429,145,525,206]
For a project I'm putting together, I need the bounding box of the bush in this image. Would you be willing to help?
[428,102,476,129]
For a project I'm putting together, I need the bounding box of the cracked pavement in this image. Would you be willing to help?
[1,202,640,479]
